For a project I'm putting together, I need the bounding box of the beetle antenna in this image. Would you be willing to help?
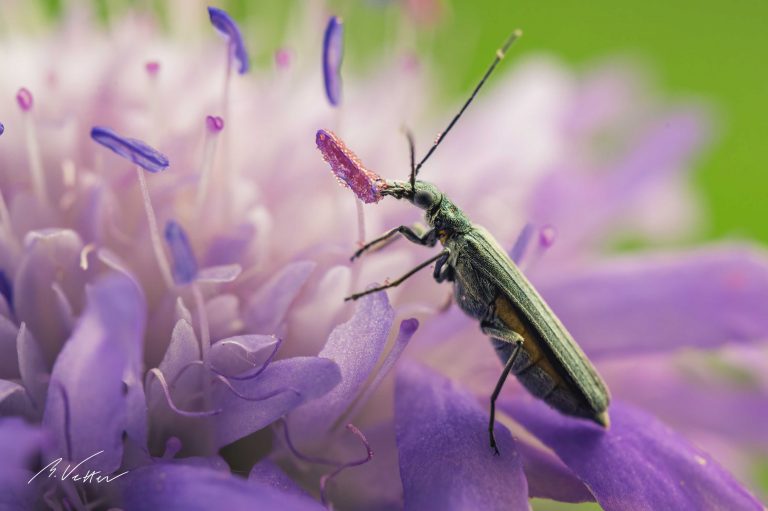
[414,29,522,176]
[405,129,416,190]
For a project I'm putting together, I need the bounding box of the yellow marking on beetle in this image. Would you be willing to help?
[494,295,565,387]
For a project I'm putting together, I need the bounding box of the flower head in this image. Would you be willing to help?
[0,4,766,511]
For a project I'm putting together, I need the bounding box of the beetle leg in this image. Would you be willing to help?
[433,252,455,283]
[351,224,436,261]
[481,323,524,456]
[345,250,448,301]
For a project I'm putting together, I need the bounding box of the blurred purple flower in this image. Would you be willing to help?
[0,3,765,510]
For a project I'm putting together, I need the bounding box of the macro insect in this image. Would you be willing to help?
[316,30,610,454]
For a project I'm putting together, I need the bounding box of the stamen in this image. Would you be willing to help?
[274,48,292,70]
[319,424,373,507]
[192,284,210,364]
[162,436,182,459]
[164,220,199,285]
[16,88,33,111]
[79,243,96,270]
[196,116,224,209]
[210,337,282,381]
[212,375,300,402]
[17,88,47,203]
[539,224,556,249]
[316,130,385,204]
[90,126,169,173]
[136,166,174,288]
[279,419,339,466]
[208,7,250,75]
[322,16,344,106]
[0,122,4,135]
[145,60,160,76]
[509,222,534,265]
[145,368,221,417]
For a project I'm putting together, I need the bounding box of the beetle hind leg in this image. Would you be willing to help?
[481,322,524,456]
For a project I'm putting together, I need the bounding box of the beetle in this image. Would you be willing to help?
[318,30,610,454]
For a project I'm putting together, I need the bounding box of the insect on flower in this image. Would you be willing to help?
[317,30,611,455]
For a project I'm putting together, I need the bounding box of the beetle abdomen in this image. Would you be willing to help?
[491,296,608,426]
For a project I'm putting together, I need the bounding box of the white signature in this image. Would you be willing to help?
[27,450,129,485]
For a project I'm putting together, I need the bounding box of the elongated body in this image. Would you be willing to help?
[364,181,611,433]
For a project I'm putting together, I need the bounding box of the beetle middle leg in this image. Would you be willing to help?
[351,224,436,261]
[345,250,448,301]
[481,322,524,456]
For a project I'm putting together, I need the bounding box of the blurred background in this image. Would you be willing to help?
[15,0,767,245]
[2,0,766,507]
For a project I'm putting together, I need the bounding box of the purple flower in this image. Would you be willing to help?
[0,4,765,510]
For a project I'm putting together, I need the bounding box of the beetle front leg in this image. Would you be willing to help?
[345,250,448,301]
[481,323,524,456]
[351,224,436,261]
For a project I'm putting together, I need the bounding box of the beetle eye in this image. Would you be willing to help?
[414,190,436,209]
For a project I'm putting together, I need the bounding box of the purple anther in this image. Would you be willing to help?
[145,61,160,76]
[16,88,33,112]
[206,115,225,133]
[322,16,344,106]
[274,48,292,70]
[164,220,199,286]
[0,123,4,136]
[539,225,556,249]
[90,126,169,173]
[208,6,250,74]
[316,129,385,204]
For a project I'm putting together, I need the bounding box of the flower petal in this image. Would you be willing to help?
[14,229,84,367]
[395,362,530,511]
[516,440,594,502]
[17,323,47,409]
[0,380,34,417]
[248,459,310,499]
[121,463,323,511]
[207,6,250,74]
[90,126,169,173]
[197,264,242,283]
[42,273,146,473]
[212,357,341,448]
[290,291,394,439]
[209,334,278,378]
[0,313,19,378]
[244,261,315,334]
[501,397,764,511]
[539,247,768,358]
[0,418,45,508]
[158,319,200,380]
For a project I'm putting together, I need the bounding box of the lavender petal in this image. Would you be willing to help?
[207,6,250,74]
[42,273,146,474]
[15,229,84,367]
[0,314,19,378]
[209,334,279,378]
[322,16,344,106]
[395,362,529,511]
[16,323,48,409]
[501,397,765,511]
[212,357,341,448]
[244,261,315,334]
[290,290,394,439]
[197,264,242,283]
[90,126,169,173]
[517,440,594,502]
[121,463,324,511]
[0,418,45,507]
[540,246,768,358]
